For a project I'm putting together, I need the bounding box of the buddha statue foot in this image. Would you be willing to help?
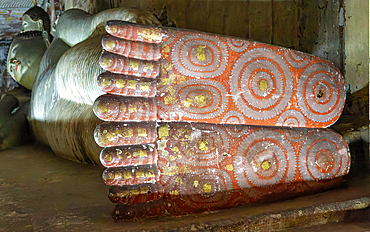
[95,21,347,128]
[96,123,350,220]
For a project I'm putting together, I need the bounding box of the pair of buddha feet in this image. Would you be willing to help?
[93,21,349,220]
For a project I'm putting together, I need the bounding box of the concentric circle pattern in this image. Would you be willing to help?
[230,48,293,120]
[222,110,246,124]
[174,79,228,119]
[234,129,295,189]
[180,168,233,210]
[276,110,306,127]
[171,33,229,78]
[284,49,311,68]
[226,38,250,52]
[297,63,345,122]
[299,130,350,181]
[283,127,308,144]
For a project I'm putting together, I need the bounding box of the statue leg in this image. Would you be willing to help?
[29,36,105,164]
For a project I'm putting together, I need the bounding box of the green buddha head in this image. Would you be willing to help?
[21,6,50,33]
[7,31,48,90]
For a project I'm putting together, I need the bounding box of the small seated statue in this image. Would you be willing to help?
[3,5,350,220]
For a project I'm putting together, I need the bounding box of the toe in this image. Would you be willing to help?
[99,52,159,78]
[105,21,163,44]
[94,121,157,147]
[102,164,158,186]
[102,35,161,61]
[97,72,157,97]
[100,144,157,167]
[93,94,156,121]
[108,183,163,204]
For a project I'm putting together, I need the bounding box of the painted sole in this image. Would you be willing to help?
[94,21,346,128]
[97,123,350,217]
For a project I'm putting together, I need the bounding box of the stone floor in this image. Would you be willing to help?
[0,142,369,231]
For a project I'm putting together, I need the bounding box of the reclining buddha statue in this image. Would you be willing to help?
[3,5,349,220]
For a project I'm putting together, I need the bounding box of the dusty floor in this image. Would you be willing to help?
[0,143,369,231]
